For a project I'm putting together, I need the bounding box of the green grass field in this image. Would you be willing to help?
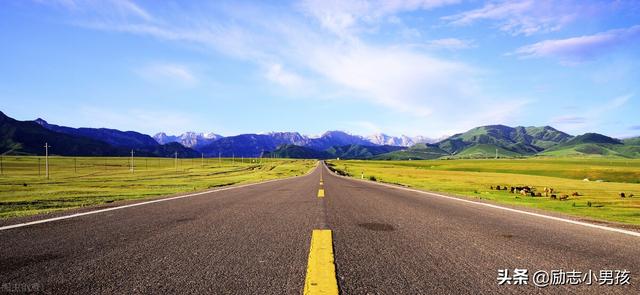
[0,156,316,218]
[327,158,640,225]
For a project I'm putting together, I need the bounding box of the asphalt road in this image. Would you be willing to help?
[1,163,639,294]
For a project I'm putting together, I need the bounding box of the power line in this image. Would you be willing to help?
[44,142,50,179]
[130,149,135,173]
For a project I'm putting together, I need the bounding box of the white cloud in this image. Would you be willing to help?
[45,0,532,136]
[345,120,382,134]
[443,0,579,35]
[549,93,633,132]
[77,106,199,135]
[136,63,198,86]
[299,0,460,36]
[41,0,152,21]
[404,38,476,50]
[513,25,640,63]
[264,63,305,89]
[305,43,479,116]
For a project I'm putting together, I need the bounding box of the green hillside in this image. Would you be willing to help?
[373,143,449,160]
[1,111,120,156]
[449,144,522,159]
[1,111,199,157]
[623,136,640,146]
[264,144,331,159]
[326,144,404,159]
[539,133,637,158]
[436,125,571,156]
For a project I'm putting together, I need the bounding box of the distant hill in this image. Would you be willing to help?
[264,144,332,159]
[373,143,449,160]
[35,118,158,148]
[199,131,375,157]
[306,131,373,151]
[264,144,404,159]
[153,132,223,149]
[5,110,639,159]
[199,133,306,157]
[623,136,640,146]
[325,144,405,159]
[436,125,572,156]
[366,133,434,146]
[1,112,198,157]
[450,144,523,158]
[539,133,633,157]
[1,111,120,156]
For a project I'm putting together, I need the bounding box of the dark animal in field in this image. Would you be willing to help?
[536,192,542,197]
[496,185,501,190]
[490,186,494,190]
[510,187,516,193]
[559,195,569,201]
[571,192,580,196]
[530,192,536,197]
[550,194,557,200]
[620,192,626,198]
[630,194,635,198]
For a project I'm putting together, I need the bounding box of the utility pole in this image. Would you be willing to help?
[44,142,50,179]
[495,148,498,159]
[174,152,178,172]
[232,153,235,164]
[218,151,221,164]
[130,150,135,173]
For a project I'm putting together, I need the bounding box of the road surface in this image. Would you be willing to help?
[1,163,638,294]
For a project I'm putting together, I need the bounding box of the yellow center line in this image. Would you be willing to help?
[317,189,325,198]
[304,230,339,295]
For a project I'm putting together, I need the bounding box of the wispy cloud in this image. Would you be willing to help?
[59,1,498,119]
[264,63,306,89]
[78,106,200,135]
[136,63,198,86]
[40,0,531,135]
[443,0,580,36]
[514,25,640,64]
[549,93,633,132]
[551,116,586,125]
[40,0,153,21]
[405,38,476,50]
[298,0,460,37]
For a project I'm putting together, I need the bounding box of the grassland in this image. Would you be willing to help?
[0,156,316,218]
[327,158,640,225]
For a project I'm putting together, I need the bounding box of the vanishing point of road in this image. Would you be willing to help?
[1,162,638,294]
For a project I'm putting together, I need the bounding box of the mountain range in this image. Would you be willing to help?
[1,112,198,157]
[1,111,639,159]
[153,131,434,153]
[153,132,223,149]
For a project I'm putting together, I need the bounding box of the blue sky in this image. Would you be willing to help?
[1,0,639,138]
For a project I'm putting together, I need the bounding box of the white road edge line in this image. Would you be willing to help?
[323,163,640,238]
[0,161,320,231]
